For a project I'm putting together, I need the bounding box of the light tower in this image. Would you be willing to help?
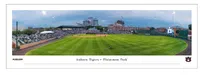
[172,11,176,26]
[15,21,19,50]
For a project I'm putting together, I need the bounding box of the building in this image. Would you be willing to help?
[171,26,186,30]
[83,20,89,26]
[93,18,99,26]
[108,24,132,31]
[156,27,167,33]
[107,20,133,34]
[83,17,99,26]
[115,20,125,26]
[171,26,187,37]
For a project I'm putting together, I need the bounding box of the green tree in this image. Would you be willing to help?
[189,24,191,30]
[96,26,103,32]
[176,30,180,34]
[45,27,55,31]
[150,27,155,30]
[12,30,22,35]
[86,26,93,30]
[22,29,36,35]
[103,27,108,32]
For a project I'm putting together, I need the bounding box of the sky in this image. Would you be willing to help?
[12,10,191,30]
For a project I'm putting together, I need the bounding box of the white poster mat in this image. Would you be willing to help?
[6,4,198,69]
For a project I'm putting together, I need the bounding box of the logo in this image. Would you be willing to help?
[185,57,191,62]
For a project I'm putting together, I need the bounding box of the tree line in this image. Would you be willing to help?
[12,29,37,35]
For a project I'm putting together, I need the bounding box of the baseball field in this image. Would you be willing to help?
[25,34,187,55]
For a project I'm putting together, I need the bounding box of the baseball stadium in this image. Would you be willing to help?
[12,10,192,55]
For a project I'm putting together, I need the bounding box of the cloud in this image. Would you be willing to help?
[108,10,191,25]
[12,10,191,28]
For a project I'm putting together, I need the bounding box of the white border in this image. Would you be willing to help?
[6,4,198,69]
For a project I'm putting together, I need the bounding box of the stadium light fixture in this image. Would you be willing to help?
[41,10,47,15]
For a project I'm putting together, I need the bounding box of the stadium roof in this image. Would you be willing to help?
[40,31,54,34]
[57,25,85,28]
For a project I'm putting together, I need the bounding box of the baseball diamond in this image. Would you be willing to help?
[25,34,187,55]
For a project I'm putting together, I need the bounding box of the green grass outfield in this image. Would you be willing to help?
[26,34,188,55]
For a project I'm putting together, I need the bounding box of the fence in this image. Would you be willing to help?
[135,30,189,40]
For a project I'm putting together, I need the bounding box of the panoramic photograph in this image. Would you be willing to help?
[12,10,192,55]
